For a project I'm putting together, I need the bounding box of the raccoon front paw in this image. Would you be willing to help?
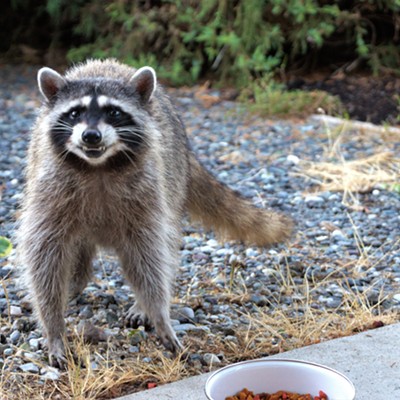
[125,305,153,331]
[48,339,68,369]
[159,330,183,355]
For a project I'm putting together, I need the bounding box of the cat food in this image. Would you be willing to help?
[225,388,328,400]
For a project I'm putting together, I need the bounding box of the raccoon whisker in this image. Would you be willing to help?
[52,126,73,136]
[115,128,144,139]
[54,121,73,130]
[120,148,137,167]
[114,124,141,130]
[55,148,71,168]
[119,137,144,145]
[114,125,143,132]
[117,132,143,139]
[116,130,148,145]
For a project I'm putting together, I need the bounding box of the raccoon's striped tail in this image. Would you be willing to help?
[186,154,293,247]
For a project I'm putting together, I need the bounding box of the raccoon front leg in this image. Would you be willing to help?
[118,232,182,354]
[20,226,75,368]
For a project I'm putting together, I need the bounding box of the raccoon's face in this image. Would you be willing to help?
[38,66,156,167]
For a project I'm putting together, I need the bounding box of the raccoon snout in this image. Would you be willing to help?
[82,129,102,146]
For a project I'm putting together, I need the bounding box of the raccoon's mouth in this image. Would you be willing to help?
[80,145,107,158]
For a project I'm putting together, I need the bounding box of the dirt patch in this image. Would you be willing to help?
[288,73,400,125]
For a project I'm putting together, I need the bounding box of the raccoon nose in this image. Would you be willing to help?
[82,129,102,145]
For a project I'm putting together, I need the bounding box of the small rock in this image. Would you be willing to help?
[305,195,325,207]
[245,248,258,257]
[199,245,214,253]
[91,361,99,370]
[393,294,400,303]
[173,323,210,333]
[10,306,22,317]
[77,321,108,344]
[4,348,13,356]
[170,306,195,323]
[129,330,147,345]
[10,330,21,344]
[224,335,239,344]
[206,239,219,247]
[326,297,342,308]
[29,338,40,351]
[286,154,300,165]
[106,311,118,326]
[79,305,94,319]
[19,362,40,373]
[331,229,345,240]
[41,369,61,380]
[128,345,139,353]
[366,290,381,304]
[249,294,268,307]
[203,353,221,365]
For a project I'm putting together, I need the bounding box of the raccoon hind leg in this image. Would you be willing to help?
[69,242,95,299]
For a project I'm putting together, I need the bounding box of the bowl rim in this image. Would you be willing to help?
[204,358,356,399]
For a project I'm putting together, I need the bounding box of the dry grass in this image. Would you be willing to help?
[1,243,398,400]
[297,152,399,206]
[0,333,190,400]
[295,115,400,207]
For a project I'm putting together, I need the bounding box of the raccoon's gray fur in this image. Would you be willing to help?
[17,59,292,368]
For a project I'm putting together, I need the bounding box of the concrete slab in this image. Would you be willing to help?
[115,322,400,400]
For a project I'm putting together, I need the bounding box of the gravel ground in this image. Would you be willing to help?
[0,65,399,394]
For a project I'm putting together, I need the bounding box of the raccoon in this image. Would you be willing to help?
[17,59,292,368]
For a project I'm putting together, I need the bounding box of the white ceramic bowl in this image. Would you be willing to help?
[205,359,355,400]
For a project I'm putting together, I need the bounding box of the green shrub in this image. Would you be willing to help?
[56,0,400,86]
[6,0,400,87]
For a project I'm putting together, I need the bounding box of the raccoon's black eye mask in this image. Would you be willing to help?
[61,103,134,129]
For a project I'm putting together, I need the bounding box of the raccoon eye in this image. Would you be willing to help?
[107,108,122,119]
[68,108,81,120]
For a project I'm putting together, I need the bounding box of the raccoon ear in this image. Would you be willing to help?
[130,66,156,105]
[38,67,66,101]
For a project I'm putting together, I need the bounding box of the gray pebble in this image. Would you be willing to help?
[106,311,119,325]
[173,323,210,333]
[331,229,346,240]
[9,305,22,316]
[79,305,94,319]
[170,306,195,323]
[249,294,268,307]
[10,330,21,344]
[128,345,139,353]
[326,297,342,308]
[19,362,40,373]
[203,353,221,365]
[305,195,325,207]
[29,338,40,351]
[129,330,147,345]
[4,348,13,356]
[41,369,61,380]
